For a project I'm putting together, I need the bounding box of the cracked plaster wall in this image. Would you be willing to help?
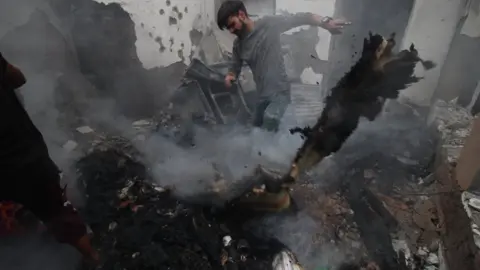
[94,0,210,69]
[94,0,336,85]
[433,0,480,114]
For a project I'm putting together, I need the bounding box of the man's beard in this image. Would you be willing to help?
[233,21,249,38]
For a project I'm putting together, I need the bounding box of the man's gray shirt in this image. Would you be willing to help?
[229,13,316,101]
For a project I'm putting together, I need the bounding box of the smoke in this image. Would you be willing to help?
[254,211,346,269]
[21,73,82,169]
[140,126,303,194]
[0,233,81,270]
[0,2,89,269]
[0,0,450,269]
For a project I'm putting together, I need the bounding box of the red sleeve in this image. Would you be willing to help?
[0,52,7,83]
[0,53,26,89]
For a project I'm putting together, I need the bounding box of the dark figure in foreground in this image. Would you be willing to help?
[0,52,98,263]
[217,0,350,131]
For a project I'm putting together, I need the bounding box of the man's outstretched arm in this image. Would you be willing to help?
[270,12,350,34]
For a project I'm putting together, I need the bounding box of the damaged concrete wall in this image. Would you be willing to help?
[433,0,480,114]
[399,0,470,106]
[93,0,210,69]
[0,0,189,120]
[0,0,198,175]
[0,0,85,169]
[324,0,414,91]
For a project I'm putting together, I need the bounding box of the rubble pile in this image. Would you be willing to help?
[428,99,479,269]
[78,146,214,270]
[463,193,480,248]
[76,137,303,270]
[66,99,458,270]
[428,99,473,163]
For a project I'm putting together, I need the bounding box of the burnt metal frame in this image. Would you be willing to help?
[199,77,252,125]
[185,60,252,125]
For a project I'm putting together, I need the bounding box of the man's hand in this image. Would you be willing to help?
[224,73,236,88]
[313,15,351,35]
[324,18,351,35]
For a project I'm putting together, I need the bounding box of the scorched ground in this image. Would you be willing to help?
[77,137,302,270]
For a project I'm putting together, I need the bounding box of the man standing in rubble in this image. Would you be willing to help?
[217,0,350,131]
[0,52,99,263]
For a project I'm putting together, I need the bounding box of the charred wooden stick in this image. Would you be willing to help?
[284,33,435,183]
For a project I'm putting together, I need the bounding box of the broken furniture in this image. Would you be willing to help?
[183,58,253,125]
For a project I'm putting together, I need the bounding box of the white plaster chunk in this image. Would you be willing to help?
[300,67,323,85]
[62,140,78,152]
[76,126,94,134]
[426,253,439,265]
[469,197,480,212]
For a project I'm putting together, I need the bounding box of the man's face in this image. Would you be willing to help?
[226,11,247,37]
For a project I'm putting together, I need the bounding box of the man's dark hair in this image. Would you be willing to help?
[217,1,248,29]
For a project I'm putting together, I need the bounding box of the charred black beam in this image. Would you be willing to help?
[283,33,435,183]
[344,173,403,270]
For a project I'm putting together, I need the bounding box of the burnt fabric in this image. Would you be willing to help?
[0,158,87,245]
[0,52,87,245]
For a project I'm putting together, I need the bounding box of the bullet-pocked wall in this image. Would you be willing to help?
[2,0,471,110]
[93,0,336,85]
[94,0,211,69]
[0,0,197,119]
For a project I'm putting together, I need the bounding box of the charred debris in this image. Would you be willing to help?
[2,31,472,270]
[74,33,448,270]
[77,137,301,270]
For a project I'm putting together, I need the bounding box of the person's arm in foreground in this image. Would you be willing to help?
[0,53,27,90]
[0,53,26,90]
[225,41,243,88]
[270,12,351,34]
